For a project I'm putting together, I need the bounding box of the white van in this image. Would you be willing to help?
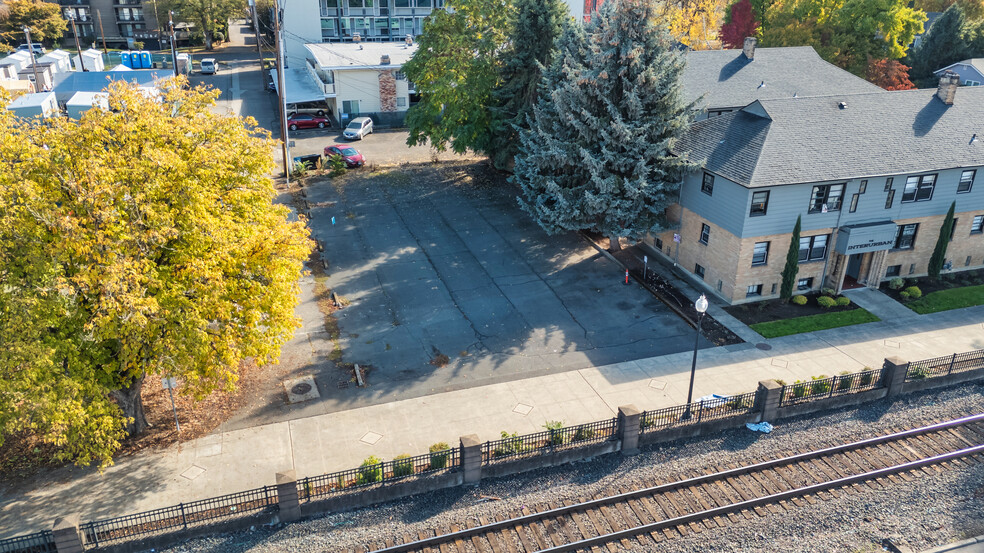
[200,58,217,75]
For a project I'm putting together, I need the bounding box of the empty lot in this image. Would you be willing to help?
[301,162,704,406]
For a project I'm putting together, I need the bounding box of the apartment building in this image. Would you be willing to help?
[57,0,162,49]
[655,74,984,305]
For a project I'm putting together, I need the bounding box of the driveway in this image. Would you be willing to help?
[289,163,706,414]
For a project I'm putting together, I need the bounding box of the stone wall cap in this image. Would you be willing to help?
[759,379,783,390]
[618,405,642,417]
[276,470,297,485]
[460,434,481,448]
[52,514,80,530]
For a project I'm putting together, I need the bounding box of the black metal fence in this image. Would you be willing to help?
[78,485,277,547]
[0,531,55,553]
[3,350,981,552]
[482,418,617,464]
[298,448,460,501]
[640,391,758,433]
[906,350,984,381]
[779,368,883,406]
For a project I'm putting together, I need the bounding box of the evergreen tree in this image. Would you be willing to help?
[487,0,569,170]
[908,4,969,85]
[780,216,801,301]
[928,201,956,280]
[513,0,698,252]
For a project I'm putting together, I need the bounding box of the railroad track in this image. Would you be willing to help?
[360,413,984,553]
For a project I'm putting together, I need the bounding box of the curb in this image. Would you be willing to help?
[919,536,984,553]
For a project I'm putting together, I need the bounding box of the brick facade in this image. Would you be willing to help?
[649,207,984,304]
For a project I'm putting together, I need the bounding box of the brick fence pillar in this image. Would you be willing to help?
[52,515,84,553]
[882,356,910,398]
[275,470,301,523]
[460,434,482,485]
[617,405,642,456]
[756,380,783,422]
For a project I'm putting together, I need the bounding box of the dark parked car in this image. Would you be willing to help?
[324,145,365,167]
[287,114,330,131]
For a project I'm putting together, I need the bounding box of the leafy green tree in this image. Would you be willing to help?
[159,0,244,50]
[928,201,955,279]
[759,0,925,76]
[0,0,67,44]
[403,0,512,154]
[908,4,970,84]
[487,0,569,170]
[514,0,698,252]
[0,80,312,468]
[780,216,801,301]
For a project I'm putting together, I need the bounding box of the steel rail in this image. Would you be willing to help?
[539,442,984,552]
[370,412,984,553]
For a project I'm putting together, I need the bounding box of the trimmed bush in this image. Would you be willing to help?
[888,277,905,290]
[836,371,854,390]
[817,296,837,309]
[357,455,382,484]
[835,296,851,306]
[900,290,911,300]
[392,454,414,477]
[791,295,808,305]
[859,370,874,386]
[429,442,450,469]
[903,286,922,299]
[810,375,831,395]
[821,287,836,296]
[792,381,808,398]
[909,365,929,379]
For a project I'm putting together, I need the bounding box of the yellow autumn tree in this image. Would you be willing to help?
[0,80,312,468]
[654,0,729,50]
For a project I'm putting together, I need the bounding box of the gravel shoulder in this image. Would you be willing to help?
[163,382,984,553]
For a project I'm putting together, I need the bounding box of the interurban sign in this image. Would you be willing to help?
[834,221,899,255]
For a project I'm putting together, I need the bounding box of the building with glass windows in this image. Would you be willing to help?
[652,73,984,305]
[57,0,163,49]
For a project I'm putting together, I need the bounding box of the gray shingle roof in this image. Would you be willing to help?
[675,87,984,188]
[681,46,883,111]
[934,58,984,80]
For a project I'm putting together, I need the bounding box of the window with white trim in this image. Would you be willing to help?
[972,215,984,234]
[894,223,918,249]
[752,242,769,266]
[958,170,975,193]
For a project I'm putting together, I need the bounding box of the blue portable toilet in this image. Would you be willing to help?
[120,51,132,68]
[139,51,152,69]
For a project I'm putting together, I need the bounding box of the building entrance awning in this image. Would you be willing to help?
[835,221,898,255]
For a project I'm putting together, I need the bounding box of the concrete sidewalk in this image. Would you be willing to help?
[1,301,982,538]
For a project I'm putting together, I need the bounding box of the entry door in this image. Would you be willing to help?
[846,253,863,279]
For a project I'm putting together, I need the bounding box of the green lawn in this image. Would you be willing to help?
[904,284,984,314]
[750,309,881,338]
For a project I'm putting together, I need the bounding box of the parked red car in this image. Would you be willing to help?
[324,145,365,167]
[287,114,330,131]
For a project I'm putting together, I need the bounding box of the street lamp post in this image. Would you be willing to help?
[682,294,709,420]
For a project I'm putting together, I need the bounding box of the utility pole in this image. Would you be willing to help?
[168,11,179,77]
[273,5,290,179]
[69,17,87,71]
[249,0,264,67]
[23,27,43,92]
[95,9,109,55]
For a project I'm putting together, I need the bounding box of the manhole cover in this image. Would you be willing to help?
[283,376,320,404]
[755,343,772,350]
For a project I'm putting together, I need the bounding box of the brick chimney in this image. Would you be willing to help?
[743,37,757,60]
[936,71,960,105]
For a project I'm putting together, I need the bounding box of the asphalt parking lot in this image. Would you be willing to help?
[300,163,706,407]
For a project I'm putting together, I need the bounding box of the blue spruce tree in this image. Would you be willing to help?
[513,0,699,251]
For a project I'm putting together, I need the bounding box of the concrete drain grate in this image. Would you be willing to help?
[283,376,320,404]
